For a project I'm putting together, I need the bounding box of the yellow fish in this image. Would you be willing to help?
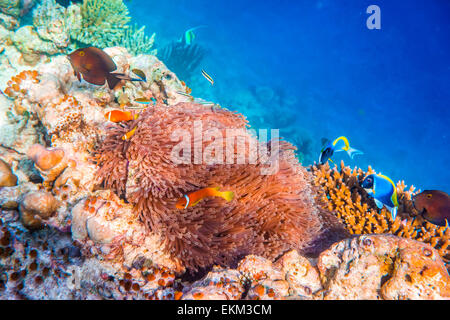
[176,187,234,209]
[122,126,137,141]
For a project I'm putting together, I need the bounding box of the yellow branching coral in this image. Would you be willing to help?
[311,161,449,267]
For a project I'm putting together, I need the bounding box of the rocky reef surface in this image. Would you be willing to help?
[0,0,448,300]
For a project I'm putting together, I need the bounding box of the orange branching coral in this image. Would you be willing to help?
[4,70,40,115]
[4,70,40,99]
[95,102,347,271]
[311,161,450,267]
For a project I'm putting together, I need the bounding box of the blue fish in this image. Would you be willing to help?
[361,173,399,220]
[319,136,363,164]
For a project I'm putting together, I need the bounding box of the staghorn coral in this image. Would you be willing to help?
[95,101,348,271]
[311,161,450,267]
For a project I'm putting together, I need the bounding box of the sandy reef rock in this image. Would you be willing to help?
[180,234,449,300]
[318,234,450,300]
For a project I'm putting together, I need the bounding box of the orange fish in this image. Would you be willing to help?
[104,110,138,122]
[122,126,137,141]
[67,47,143,90]
[176,187,234,209]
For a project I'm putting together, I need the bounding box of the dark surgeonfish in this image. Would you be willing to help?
[413,190,450,228]
[67,47,143,90]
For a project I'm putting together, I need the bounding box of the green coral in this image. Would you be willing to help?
[0,0,21,18]
[112,23,156,55]
[70,0,131,48]
[68,0,156,55]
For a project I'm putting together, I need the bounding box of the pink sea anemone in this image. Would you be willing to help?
[95,102,347,271]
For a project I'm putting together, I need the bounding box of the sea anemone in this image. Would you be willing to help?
[95,102,347,271]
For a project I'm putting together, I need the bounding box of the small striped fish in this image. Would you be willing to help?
[201,69,214,85]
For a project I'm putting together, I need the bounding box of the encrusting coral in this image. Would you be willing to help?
[32,0,70,50]
[95,101,348,271]
[19,190,59,229]
[310,161,450,268]
[0,159,18,187]
[27,144,69,189]
[111,23,156,56]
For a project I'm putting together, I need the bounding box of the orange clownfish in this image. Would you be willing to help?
[122,126,137,140]
[104,110,138,123]
[176,187,235,209]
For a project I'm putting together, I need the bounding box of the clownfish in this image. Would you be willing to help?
[413,190,449,230]
[361,173,399,220]
[122,126,137,141]
[104,110,138,122]
[319,136,363,164]
[176,187,234,209]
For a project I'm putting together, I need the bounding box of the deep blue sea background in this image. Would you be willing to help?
[129,0,450,192]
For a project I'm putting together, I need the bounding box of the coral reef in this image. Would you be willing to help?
[19,190,59,229]
[310,161,450,267]
[32,0,70,50]
[0,3,447,298]
[180,234,449,300]
[111,23,156,56]
[69,0,131,48]
[27,144,68,189]
[0,0,36,20]
[317,234,450,300]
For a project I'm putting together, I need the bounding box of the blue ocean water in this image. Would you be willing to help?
[129,0,450,192]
